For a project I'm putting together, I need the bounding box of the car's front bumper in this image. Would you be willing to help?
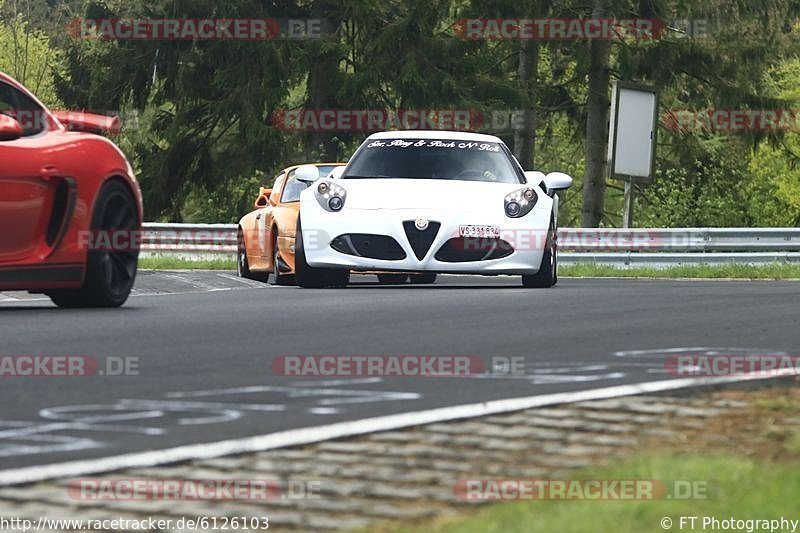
[300,206,552,275]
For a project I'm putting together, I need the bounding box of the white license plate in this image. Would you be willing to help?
[459,225,500,238]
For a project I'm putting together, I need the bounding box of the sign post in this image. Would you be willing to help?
[607,82,659,228]
[622,179,634,228]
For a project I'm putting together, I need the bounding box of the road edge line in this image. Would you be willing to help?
[0,371,792,486]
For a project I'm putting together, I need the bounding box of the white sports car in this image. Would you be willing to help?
[295,130,572,288]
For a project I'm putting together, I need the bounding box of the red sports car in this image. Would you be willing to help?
[0,72,143,307]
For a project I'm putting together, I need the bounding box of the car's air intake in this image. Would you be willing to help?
[330,234,406,260]
[434,237,514,262]
[402,221,441,260]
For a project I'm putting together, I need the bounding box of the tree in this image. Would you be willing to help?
[580,0,611,226]
[0,0,67,106]
[41,0,800,226]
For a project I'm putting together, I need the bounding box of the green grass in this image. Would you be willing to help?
[368,454,800,533]
[754,397,800,412]
[753,397,800,453]
[138,256,800,280]
[138,256,236,270]
[560,262,800,279]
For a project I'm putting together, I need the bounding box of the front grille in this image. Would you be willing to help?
[402,221,441,260]
[331,234,406,260]
[434,237,514,262]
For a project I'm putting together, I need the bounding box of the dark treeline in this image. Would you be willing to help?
[2,0,799,226]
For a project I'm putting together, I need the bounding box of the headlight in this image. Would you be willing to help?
[328,196,343,211]
[314,180,347,212]
[504,187,537,218]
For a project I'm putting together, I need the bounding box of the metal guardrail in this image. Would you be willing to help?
[141,223,237,252]
[140,223,800,266]
[556,228,800,252]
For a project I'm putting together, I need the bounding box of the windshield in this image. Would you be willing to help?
[281,165,341,203]
[342,139,523,183]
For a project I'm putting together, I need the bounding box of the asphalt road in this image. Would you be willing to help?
[1,271,798,471]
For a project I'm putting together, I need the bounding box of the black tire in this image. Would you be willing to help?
[270,234,295,286]
[521,219,557,289]
[237,227,251,278]
[48,180,139,308]
[378,273,409,285]
[409,273,437,284]
[328,269,350,288]
[552,241,559,286]
[237,228,267,282]
[295,218,349,288]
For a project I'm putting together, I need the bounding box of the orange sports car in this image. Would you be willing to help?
[237,163,344,285]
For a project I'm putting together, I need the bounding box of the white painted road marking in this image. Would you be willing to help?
[0,382,421,462]
[1,369,796,486]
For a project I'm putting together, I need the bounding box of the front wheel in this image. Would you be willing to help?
[521,220,557,289]
[237,228,267,282]
[270,237,295,286]
[237,228,251,278]
[48,180,139,308]
[295,218,349,288]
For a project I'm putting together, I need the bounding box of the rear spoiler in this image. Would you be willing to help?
[52,111,121,135]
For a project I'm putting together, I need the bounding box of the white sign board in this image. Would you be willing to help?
[607,82,658,180]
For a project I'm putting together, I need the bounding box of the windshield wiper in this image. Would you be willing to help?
[342,175,394,179]
[342,175,440,180]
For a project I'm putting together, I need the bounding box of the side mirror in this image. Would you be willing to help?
[254,187,272,208]
[295,164,320,183]
[0,114,23,141]
[543,172,573,193]
[328,166,345,180]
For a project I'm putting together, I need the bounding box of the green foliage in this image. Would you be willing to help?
[370,454,800,533]
[4,0,799,226]
[746,57,800,226]
[636,146,753,227]
[747,141,800,225]
[180,171,266,224]
[0,12,66,106]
